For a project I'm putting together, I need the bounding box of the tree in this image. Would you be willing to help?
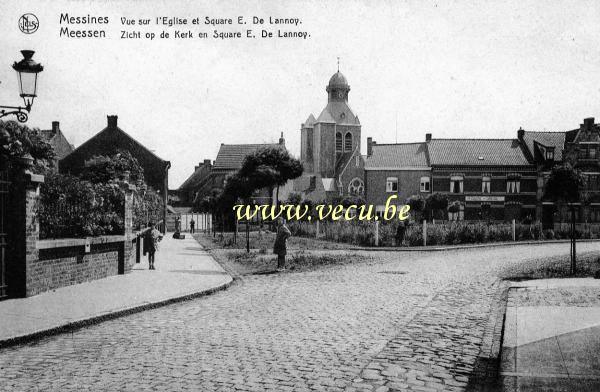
[406,195,425,222]
[544,163,585,274]
[0,120,54,174]
[80,150,144,185]
[238,147,303,207]
[425,193,449,221]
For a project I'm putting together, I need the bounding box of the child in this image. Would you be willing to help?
[144,222,163,270]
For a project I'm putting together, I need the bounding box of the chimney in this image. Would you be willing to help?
[51,121,60,134]
[203,159,211,166]
[425,133,432,142]
[584,117,595,131]
[517,127,525,140]
[107,115,118,128]
[367,137,374,156]
[279,132,285,146]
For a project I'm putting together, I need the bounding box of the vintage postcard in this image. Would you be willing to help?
[1,1,599,391]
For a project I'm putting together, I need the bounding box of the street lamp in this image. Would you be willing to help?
[0,50,43,123]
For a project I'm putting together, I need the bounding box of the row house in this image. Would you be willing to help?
[365,133,538,222]
[427,135,537,221]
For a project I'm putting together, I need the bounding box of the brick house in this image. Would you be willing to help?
[182,137,286,207]
[521,117,600,228]
[294,70,365,201]
[427,135,537,221]
[39,121,74,170]
[364,139,431,217]
[59,115,170,229]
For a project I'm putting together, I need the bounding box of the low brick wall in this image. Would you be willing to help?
[28,236,133,297]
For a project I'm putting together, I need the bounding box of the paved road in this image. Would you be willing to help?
[1,243,598,391]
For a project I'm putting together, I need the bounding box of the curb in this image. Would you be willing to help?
[353,238,600,252]
[0,278,234,350]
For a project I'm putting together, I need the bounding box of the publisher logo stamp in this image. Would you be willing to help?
[19,13,39,34]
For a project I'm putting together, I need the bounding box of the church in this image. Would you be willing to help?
[293,70,366,201]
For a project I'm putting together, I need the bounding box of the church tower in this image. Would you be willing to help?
[301,70,361,177]
[298,68,364,200]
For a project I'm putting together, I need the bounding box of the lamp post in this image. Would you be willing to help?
[0,50,43,123]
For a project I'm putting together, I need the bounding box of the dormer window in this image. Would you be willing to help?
[545,148,554,161]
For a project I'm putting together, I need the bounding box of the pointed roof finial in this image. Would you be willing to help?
[337,57,340,72]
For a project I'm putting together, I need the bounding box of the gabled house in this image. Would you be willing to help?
[364,139,431,216]
[39,121,74,170]
[59,115,170,229]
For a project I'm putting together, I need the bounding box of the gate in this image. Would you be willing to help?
[0,170,9,299]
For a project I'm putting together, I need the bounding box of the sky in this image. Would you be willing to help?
[1,0,600,187]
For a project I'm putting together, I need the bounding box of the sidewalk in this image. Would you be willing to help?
[0,233,233,348]
[500,278,600,391]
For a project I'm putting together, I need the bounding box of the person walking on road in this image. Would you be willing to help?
[190,218,195,234]
[273,218,291,271]
[144,222,163,270]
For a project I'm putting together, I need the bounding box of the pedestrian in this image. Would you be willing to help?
[144,222,163,270]
[190,218,195,234]
[175,216,181,233]
[396,220,407,246]
[273,217,291,271]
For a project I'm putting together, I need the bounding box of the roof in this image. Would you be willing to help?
[66,126,169,166]
[178,166,211,191]
[303,114,316,128]
[334,151,354,175]
[522,131,566,161]
[316,101,360,125]
[365,143,429,169]
[328,71,348,88]
[213,143,282,170]
[428,139,530,166]
[40,129,74,160]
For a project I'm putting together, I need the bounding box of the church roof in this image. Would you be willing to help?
[328,71,348,89]
[316,108,336,123]
[317,102,360,125]
[303,114,316,128]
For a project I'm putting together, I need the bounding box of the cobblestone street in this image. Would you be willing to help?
[1,243,599,391]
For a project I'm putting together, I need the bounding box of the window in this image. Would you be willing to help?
[507,180,520,193]
[482,176,491,193]
[579,148,587,159]
[344,132,353,151]
[545,149,554,161]
[348,178,364,195]
[335,132,342,152]
[355,155,360,167]
[450,176,463,193]
[420,177,431,192]
[591,148,597,159]
[386,177,398,192]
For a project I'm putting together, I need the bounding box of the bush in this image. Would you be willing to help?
[40,173,125,238]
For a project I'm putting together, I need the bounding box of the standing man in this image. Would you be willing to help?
[395,220,407,247]
[190,218,195,234]
[144,222,163,270]
[273,218,291,271]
